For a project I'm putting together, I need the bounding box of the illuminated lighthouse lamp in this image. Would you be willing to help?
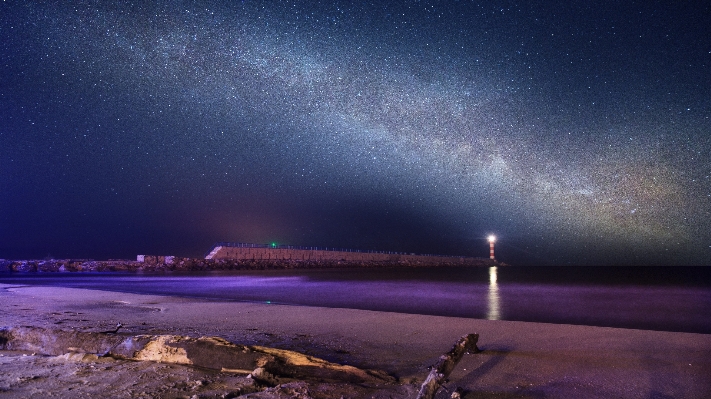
[487,235,496,260]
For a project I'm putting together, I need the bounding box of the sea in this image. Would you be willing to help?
[1,266,710,334]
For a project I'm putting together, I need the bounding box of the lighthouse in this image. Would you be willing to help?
[488,235,496,260]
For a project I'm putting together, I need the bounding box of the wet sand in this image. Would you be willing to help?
[1,283,710,398]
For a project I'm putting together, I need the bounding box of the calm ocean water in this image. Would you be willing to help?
[2,266,710,334]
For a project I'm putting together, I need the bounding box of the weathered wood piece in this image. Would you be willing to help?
[416,333,480,399]
[0,326,393,386]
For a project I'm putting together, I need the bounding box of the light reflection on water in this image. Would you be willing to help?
[487,266,500,320]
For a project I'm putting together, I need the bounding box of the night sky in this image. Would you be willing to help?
[1,1,709,266]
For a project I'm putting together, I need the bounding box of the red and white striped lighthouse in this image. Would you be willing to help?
[488,235,496,260]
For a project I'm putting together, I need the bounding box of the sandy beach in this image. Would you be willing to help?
[1,282,710,398]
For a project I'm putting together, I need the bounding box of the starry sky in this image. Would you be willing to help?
[1,1,710,266]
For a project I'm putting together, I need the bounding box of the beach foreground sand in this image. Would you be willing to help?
[1,283,710,398]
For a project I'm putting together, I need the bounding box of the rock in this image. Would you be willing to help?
[56,352,100,362]
[249,367,281,386]
[12,261,38,272]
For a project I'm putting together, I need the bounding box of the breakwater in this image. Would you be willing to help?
[205,244,491,265]
[0,253,498,273]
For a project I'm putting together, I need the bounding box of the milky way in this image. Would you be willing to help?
[1,1,709,265]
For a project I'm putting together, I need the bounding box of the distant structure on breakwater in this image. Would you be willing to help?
[203,242,492,266]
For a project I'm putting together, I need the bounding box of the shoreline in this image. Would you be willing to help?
[2,283,710,398]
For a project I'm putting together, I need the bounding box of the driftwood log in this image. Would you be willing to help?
[0,326,393,385]
[416,333,480,399]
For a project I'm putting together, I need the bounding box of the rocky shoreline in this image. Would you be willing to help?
[0,256,500,273]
